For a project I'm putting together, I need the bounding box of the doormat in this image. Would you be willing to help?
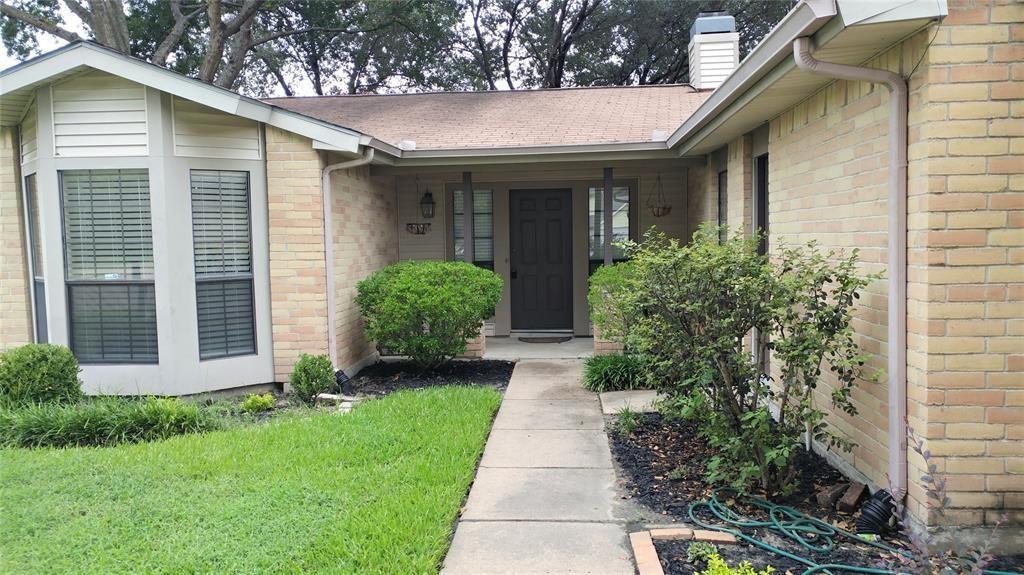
[518,336,572,344]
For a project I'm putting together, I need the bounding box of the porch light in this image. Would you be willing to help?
[420,190,435,219]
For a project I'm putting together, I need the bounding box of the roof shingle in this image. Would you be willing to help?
[264,84,708,150]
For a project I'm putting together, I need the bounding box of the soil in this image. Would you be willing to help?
[346,359,516,397]
[611,414,1024,575]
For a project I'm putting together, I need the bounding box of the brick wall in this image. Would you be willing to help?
[727,135,754,237]
[904,0,1023,528]
[0,126,32,351]
[265,126,329,382]
[329,165,398,371]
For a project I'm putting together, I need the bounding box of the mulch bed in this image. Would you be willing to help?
[612,414,1024,575]
[346,359,515,397]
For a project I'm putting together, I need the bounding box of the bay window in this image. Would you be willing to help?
[190,170,256,360]
[62,169,158,363]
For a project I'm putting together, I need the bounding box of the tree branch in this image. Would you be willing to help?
[152,0,204,66]
[0,2,82,43]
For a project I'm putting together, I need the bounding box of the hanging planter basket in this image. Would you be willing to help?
[646,173,672,218]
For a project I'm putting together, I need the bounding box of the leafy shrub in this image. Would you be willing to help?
[241,392,276,413]
[290,354,335,405]
[356,261,503,370]
[687,541,719,564]
[582,353,650,392]
[620,224,873,494]
[588,260,638,345]
[700,553,774,575]
[614,407,642,436]
[0,397,220,448]
[0,344,82,406]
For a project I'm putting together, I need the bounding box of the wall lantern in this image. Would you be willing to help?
[420,190,435,219]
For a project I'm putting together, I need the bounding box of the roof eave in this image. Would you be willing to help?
[382,140,700,166]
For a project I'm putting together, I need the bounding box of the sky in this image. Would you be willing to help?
[0,6,84,69]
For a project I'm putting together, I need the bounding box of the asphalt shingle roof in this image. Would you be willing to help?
[264,84,708,150]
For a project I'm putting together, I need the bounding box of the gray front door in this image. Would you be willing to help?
[509,189,573,330]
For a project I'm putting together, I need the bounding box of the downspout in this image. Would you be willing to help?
[793,36,909,498]
[322,147,375,369]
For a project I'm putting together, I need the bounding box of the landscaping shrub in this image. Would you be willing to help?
[582,353,650,392]
[0,397,219,448]
[588,260,639,345]
[0,343,82,406]
[356,261,503,370]
[700,553,774,575]
[290,354,335,405]
[241,392,276,413]
[613,407,642,436]
[620,223,873,494]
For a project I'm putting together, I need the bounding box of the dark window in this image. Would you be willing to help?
[191,170,256,360]
[717,170,728,243]
[62,169,158,363]
[453,189,494,270]
[755,154,769,255]
[24,174,47,342]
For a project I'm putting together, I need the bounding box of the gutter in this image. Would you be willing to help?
[321,147,376,369]
[792,36,909,498]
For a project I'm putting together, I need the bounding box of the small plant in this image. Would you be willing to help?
[667,465,688,482]
[588,260,639,345]
[0,343,82,406]
[290,354,335,405]
[687,541,719,564]
[356,261,503,370]
[614,406,642,435]
[241,392,275,413]
[700,553,774,575]
[880,425,1005,575]
[0,396,220,448]
[582,354,651,392]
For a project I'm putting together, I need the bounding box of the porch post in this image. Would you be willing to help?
[603,167,613,265]
[462,171,475,264]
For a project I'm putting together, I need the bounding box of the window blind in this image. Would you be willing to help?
[191,170,256,360]
[588,186,630,273]
[453,189,493,266]
[62,169,158,363]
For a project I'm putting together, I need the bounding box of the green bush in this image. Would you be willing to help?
[290,354,335,405]
[687,542,719,564]
[700,553,774,575]
[0,343,82,407]
[0,397,220,448]
[582,354,650,392]
[356,261,503,370]
[587,260,638,345]
[620,224,873,494]
[241,392,276,413]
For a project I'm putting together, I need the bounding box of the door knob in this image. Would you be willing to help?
[511,268,518,279]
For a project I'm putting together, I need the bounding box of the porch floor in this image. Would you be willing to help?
[483,336,594,361]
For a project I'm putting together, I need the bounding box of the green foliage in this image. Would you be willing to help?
[289,354,335,405]
[582,353,651,392]
[588,260,639,345]
[614,407,643,436]
[687,541,719,564]
[699,553,774,575]
[241,393,276,414]
[618,223,874,494]
[0,397,219,448]
[2,386,501,574]
[356,261,503,370]
[0,343,82,407]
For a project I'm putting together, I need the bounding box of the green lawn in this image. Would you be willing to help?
[0,386,501,575]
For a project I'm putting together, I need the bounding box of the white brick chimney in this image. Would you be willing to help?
[688,11,740,91]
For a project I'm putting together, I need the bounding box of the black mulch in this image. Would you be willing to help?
[345,359,515,397]
[611,413,1024,575]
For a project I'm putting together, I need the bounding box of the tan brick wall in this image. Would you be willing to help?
[727,135,754,236]
[265,126,329,382]
[460,324,487,358]
[593,325,625,356]
[0,126,32,351]
[330,165,398,371]
[905,0,1023,528]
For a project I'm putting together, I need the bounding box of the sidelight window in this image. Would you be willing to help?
[453,189,494,270]
[587,185,631,274]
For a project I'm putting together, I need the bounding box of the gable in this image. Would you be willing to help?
[52,70,149,157]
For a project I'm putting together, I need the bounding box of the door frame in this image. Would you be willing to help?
[508,188,574,332]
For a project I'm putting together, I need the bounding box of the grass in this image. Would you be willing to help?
[0,386,502,574]
[582,353,651,392]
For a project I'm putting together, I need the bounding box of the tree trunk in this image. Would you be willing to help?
[87,0,130,53]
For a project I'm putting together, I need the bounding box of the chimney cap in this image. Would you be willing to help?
[690,11,736,37]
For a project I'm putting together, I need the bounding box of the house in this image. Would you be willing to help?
[0,0,1020,542]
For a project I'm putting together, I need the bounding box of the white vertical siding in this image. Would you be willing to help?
[172,97,261,160]
[20,100,37,164]
[51,70,148,157]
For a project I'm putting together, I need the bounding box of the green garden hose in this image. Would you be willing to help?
[687,488,1019,575]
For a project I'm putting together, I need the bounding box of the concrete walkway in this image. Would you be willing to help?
[441,359,634,575]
